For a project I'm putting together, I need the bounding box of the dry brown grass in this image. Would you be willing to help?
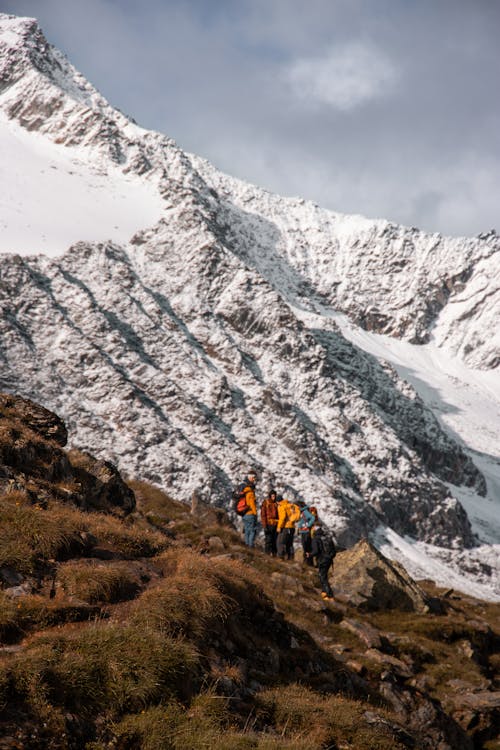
[57,560,141,604]
[0,496,169,578]
[129,479,187,520]
[256,684,408,750]
[130,549,238,640]
[82,510,168,558]
[112,691,320,750]
[0,499,88,573]
[6,621,199,721]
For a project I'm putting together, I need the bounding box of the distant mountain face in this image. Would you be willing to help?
[0,15,498,582]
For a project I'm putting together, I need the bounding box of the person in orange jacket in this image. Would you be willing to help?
[276,495,301,559]
[260,489,279,555]
[238,469,258,547]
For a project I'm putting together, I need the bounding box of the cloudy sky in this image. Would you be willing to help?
[2,0,499,237]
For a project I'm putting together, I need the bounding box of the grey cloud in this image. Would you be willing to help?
[1,0,499,236]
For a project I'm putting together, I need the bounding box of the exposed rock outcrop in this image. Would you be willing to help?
[334,539,433,612]
[0,392,135,515]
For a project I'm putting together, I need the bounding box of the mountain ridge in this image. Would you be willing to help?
[0,12,499,600]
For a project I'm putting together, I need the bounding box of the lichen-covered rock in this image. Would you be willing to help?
[334,539,432,612]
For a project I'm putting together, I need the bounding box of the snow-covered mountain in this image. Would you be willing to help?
[1,13,499,599]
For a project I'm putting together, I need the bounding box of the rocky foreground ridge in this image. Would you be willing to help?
[1,395,500,749]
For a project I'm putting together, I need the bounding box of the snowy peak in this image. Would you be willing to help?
[0,13,499,600]
[0,14,118,122]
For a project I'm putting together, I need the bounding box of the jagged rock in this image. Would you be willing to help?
[364,648,413,678]
[67,451,136,514]
[450,691,500,742]
[451,691,500,711]
[3,582,33,598]
[334,539,432,612]
[270,572,305,595]
[0,567,24,587]
[340,617,383,649]
[0,393,135,515]
[0,392,67,446]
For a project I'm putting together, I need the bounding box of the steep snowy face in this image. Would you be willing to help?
[0,232,481,552]
[191,163,500,371]
[0,15,498,596]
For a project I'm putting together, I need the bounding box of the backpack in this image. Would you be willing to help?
[318,529,336,558]
[298,506,315,532]
[233,485,250,516]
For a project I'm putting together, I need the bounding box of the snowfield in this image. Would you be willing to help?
[0,113,165,256]
[0,12,499,601]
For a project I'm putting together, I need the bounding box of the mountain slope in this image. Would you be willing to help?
[0,13,499,599]
[1,393,499,750]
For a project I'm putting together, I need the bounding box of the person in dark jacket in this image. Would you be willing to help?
[260,489,279,555]
[308,524,336,600]
[297,501,316,566]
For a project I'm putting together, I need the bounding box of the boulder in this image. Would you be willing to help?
[333,539,431,613]
[0,393,135,515]
[0,392,67,446]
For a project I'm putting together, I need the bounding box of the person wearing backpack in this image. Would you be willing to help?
[234,470,258,548]
[308,523,336,600]
[260,489,279,556]
[277,496,300,560]
[297,501,316,566]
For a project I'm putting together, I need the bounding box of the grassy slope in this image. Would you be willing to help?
[0,478,499,750]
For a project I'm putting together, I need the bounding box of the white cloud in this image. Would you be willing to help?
[285,41,399,110]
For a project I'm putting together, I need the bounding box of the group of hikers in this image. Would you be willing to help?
[233,469,336,601]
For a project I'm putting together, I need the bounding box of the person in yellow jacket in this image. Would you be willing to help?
[276,495,301,559]
[238,469,258,547]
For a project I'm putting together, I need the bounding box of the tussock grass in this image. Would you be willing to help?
[8,622,199,720]
[84,511,168,558]
[58,560,141,604]
[0,497,168,577]
[0,489,31,507]
[0,501,88,573]
[113,692,314,750]
[0,592,105,643]
[131,550,235,640]
[257,684,408,750]
[129,479,187,520]
[161,547,272,616]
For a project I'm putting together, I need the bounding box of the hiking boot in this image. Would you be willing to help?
[321,592,334,601]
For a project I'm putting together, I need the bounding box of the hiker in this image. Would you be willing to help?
[308,523,336,600]
[260,489,279,556]
[297,501,316,566]
[234,470,258,548]
[276,495,301,560]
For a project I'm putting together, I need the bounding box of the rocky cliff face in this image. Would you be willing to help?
[0,392,135,516]
[0,15,498,590]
